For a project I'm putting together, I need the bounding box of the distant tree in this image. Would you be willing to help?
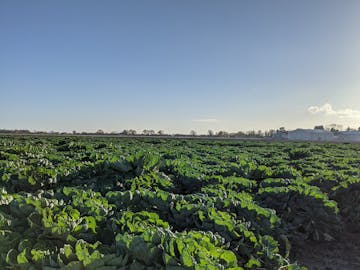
[142,129,155,135]
[0,129,31,134]
[358,127,360,131]
[234,131,246,137]
[279,127,286,132]
[96,129,104,134]
[264,129,275,137]
[247,130,256,136]
[314,125,324,130]
[217,131,229,137]
[346,126,352,131]
[190,130,197,136]
[121,129,136,135]
[157,130,164,135]
[72,130,77,135]
[208,130,214,136]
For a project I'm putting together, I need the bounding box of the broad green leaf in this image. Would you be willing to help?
[180,249,193,267]
[17,248,29,264]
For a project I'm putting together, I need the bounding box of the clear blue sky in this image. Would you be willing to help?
[1,0,360,133]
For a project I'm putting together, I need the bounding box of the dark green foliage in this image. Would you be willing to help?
[1,136,359,269]
[331,177,360,230]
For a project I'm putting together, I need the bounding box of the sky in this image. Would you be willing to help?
[1,0,360,134]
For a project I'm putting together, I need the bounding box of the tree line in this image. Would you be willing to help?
[0,129,276,138]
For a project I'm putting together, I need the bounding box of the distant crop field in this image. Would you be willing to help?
[0,136,359,269]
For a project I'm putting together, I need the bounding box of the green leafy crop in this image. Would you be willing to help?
[1,136,359,269]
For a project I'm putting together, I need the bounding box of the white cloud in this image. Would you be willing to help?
[308,103,360,119]
[192,118,218,123]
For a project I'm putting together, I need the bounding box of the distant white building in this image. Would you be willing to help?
[273,128,360,142]
[337,131,360,142]
[273,131,288,140]
[287,129,336,141]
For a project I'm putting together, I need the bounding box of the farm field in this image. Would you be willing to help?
[0,136,359,270]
